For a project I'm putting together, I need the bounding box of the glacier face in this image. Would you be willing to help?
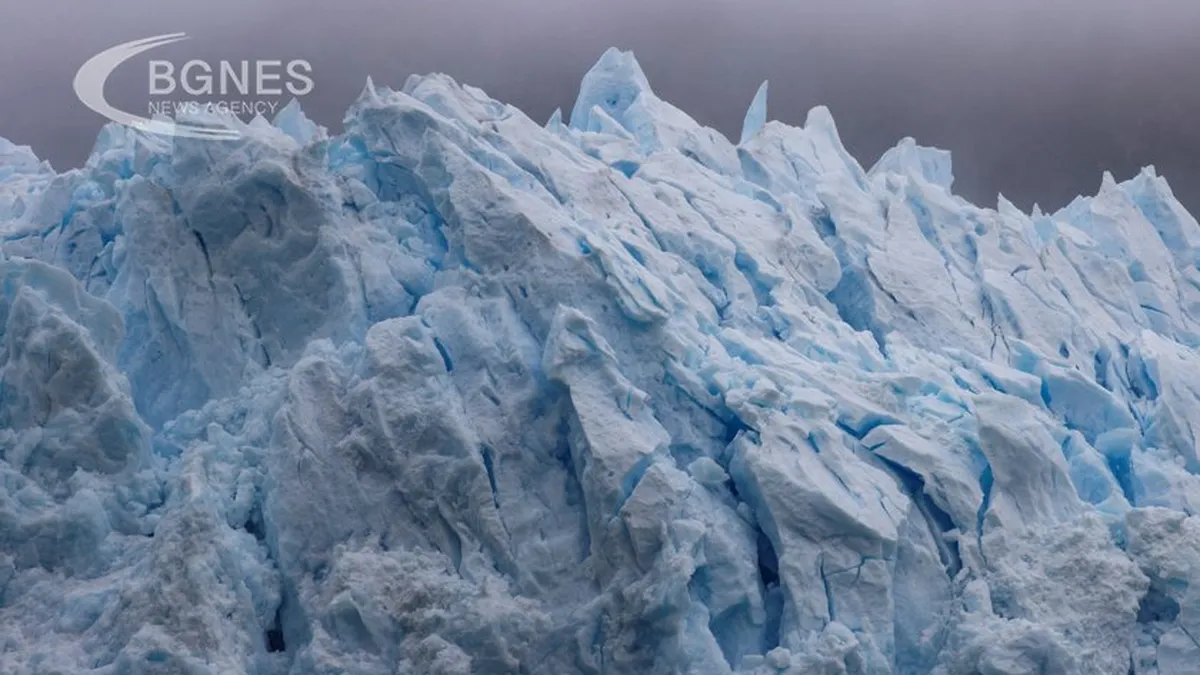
[2,46,1200,674]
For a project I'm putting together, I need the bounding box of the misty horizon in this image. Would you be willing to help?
[3,0,1199,213]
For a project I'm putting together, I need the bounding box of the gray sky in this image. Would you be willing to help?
[3,0,1200,213]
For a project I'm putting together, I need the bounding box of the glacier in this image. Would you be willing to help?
[2,46,1200,674]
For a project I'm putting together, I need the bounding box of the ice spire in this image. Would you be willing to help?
[546,107,563,131]
[274,98,322,144]
[569,48,652,132]
[740,80,769,144]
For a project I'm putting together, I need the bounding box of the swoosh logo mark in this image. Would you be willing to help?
[73,33,242,140]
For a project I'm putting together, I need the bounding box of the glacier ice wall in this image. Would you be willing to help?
[3,47,1200,674]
